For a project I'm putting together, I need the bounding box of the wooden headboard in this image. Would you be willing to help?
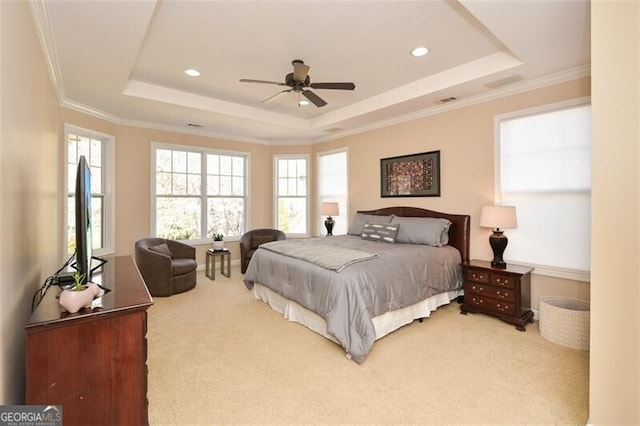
[357,206,471,264]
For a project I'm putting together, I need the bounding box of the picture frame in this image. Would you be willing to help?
[380,150,440,197]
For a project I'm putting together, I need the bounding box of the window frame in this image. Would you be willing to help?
[273,154,311,238]
[494,97,591,282]
[63,123,115,259]
[316,147,349,237]
[151,142,250,244]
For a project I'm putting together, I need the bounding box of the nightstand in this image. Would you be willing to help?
[460,259,534,331]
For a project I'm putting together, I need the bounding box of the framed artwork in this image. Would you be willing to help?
[380,150,440,197]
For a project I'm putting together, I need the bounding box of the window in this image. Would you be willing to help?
[317,149,348,236]
[497,101,591,280]
[153,143,248,241]
[65,125,115,258]
[275,155,309,236]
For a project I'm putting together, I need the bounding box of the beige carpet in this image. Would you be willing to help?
[147,267,589,424]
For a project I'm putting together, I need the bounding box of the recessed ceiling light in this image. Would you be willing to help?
[184,68,201,77]
[411,46,429,57]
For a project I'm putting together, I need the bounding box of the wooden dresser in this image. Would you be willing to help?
[25,256,153,425]
[460,259,534,331]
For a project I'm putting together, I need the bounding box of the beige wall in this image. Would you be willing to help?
[0,1,61,403]
[314,77,592,310]
[590,1,640,423]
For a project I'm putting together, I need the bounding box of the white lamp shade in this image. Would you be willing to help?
[479,205,517,229]
[321,202,339,216]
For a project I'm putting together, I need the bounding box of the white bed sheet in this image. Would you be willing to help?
[252,282,463,350]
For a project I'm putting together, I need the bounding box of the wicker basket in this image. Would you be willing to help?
[539,296,590,350]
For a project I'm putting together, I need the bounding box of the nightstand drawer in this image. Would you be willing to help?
[466,296,516,316]
[490,274,515,289]
[466,283,516,302]
[466,269,489,284]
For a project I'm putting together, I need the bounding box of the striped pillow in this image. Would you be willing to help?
[361,222,400,244]
[348,213,393,236]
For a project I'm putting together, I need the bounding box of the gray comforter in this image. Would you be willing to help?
[243,235,462,363]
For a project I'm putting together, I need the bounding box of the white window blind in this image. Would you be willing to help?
[317,150,348,236]
[499,103,591,278]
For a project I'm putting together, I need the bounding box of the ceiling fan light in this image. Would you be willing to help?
[298,99,310,106]
[411,46,429,57]
[184,68,201,77]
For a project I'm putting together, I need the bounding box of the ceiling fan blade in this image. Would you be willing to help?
[262,89,292,104]
[240,78,287,86]
[292,60,310,83]
[301,90,327,107]
[310,82,356,90]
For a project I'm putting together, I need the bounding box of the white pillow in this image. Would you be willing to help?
[390,216,451,247]
[348,213,393,236]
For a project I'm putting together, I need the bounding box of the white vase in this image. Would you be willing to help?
[59,283,104,314]
[212,241,224,250]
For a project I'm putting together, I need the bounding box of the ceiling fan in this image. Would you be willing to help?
[240,59,355,107]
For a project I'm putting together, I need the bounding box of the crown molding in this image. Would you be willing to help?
[59,65,590,147]
[60,99,275,146]
[313,65,591,144]
[29,0,65,104]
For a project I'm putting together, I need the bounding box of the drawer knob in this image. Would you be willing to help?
[496,278,509,286]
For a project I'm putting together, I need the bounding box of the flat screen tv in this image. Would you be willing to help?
[74,155,105,283]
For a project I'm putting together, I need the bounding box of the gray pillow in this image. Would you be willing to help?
[361,222,399,243]
[348,213,393,236]
[390,216,451,247]
[149,243,173,258]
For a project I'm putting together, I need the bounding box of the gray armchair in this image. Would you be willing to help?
[240,228,286,273]
[134,238,197,297]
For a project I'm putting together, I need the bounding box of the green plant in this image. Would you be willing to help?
[166,224,196,240]
[212,233,224,241]
[71,271,87,291]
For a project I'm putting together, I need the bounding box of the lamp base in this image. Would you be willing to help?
[324,216,335,236]
[491,259,507,269]
[489,230,508,269]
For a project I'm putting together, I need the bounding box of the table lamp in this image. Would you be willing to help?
[479,205,517,269]
[321,202,339,236]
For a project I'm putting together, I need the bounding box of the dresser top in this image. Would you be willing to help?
[26,255,153,328]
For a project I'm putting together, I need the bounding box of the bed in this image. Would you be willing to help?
[243,206,470,363]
